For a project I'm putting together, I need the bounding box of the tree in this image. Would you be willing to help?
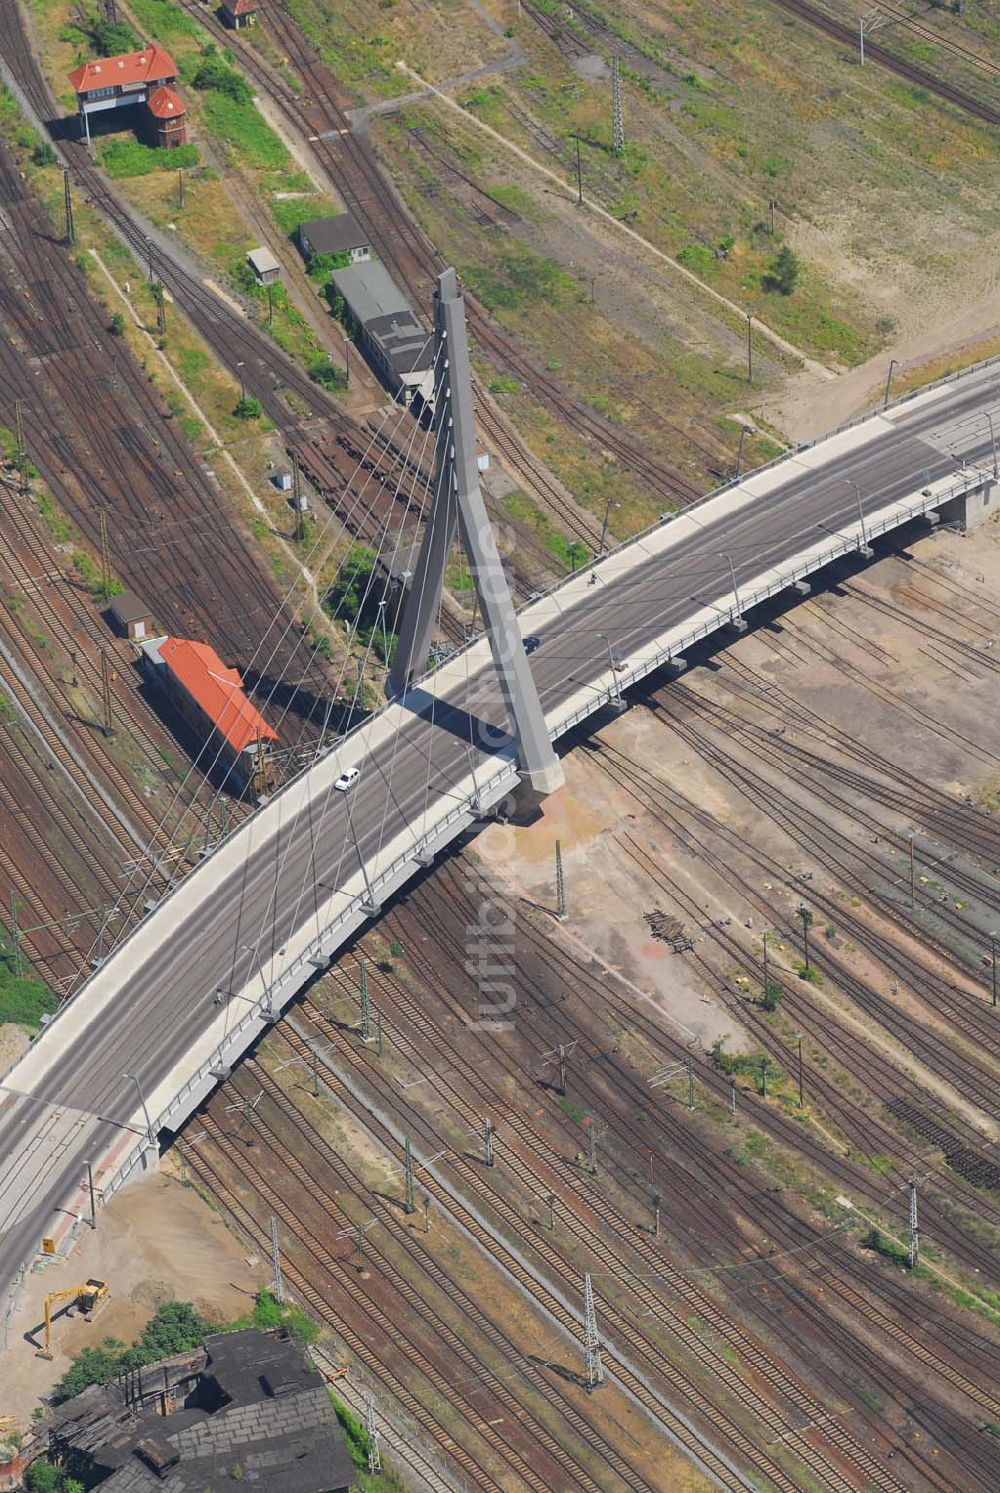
[109,311,126,337]
[25,1463,61,1493]
[56,1338,125,1399]
[567,540,589,572]
[91,20,138,54]
[797,905,814,973]
[766,244,800,296]
[761,982,783,1013]
[32,141,56,167]
[233,395,262,421]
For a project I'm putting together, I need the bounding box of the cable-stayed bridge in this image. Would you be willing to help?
[1,271,998,1321]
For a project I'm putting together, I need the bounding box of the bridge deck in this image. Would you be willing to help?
[0,359,996,1301]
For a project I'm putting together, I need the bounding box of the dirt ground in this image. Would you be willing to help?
[0,1167,265,1429]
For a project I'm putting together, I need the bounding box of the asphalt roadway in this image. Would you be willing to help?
[0,363,997,1310]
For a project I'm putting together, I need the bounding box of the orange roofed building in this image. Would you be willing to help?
[141,635,277,791]
[68,45,187,148]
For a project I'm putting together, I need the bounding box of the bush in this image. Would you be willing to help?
[57,1303,209,1398]
[233,395,262,420]
[308,360,347,390]
[109,311,126,336]
[251,1289,317,1344]
[191,55,253,104]
[32,141,56,167]
[90,20,139,53]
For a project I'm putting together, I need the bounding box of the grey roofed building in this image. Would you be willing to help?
[45,1328,353,1493]
[296,212,371,262]
[331,260,434,405]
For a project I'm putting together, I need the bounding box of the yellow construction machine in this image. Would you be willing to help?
[37,1278,110,1360]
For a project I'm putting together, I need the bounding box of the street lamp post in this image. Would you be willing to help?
[987,413,998,480]
[884,359,899,408]
[722,552,743,622]
[850,481,869,553]
[991,931,998,1008]
[908,832,915,910]
[599,498,619,555]
[596,632,622,705]
[236,361,246,405]
[123,1071,156,1150]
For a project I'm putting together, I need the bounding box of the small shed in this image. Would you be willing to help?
[221,0,258,27]
[247,246,281,286]
[271,470,293,492]
[108,590,154,641]
[297,213,371,265]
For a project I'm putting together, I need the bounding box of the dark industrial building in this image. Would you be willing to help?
[42,1328,353,1492]
[331,260,434,407]
[296,212,371,265]
[68,46,187,149]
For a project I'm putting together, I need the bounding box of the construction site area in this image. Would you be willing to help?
[0,0,999,1489]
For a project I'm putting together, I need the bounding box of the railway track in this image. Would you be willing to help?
[391,866,1000,1487]
[292,935,961,1493]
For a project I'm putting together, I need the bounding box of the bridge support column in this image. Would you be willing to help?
[791,580,811,595]
[388,269,563,798]
[941,477,997,531]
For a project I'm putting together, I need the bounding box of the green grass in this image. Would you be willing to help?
[98,138,199,179]
[460,245,577,314]
[201,91,291,170]
[128,0,200,41]
[0,924,56,1029]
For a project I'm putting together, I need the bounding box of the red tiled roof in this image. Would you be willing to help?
[157,638,278,753]
[226,0,259,13]
[68,45,177,95]
[147,85,185,119]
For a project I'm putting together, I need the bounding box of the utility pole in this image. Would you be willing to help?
[768,198,776,235]
[908,1174,919,1268]
[14,399,27,495]
[99,508,112,598]
[762,930,769,996]
[359,956,372,1041]
[63,167,74,247]
[797,1034,804,1107]
[798,904,813,972]
[292,449,305,542]
[746,314,753,383]
[759,1054,769,1098]
[611,55,624,155]
[557,1043,568,1096]
[582,1274,604,1389]
[586,1118,598,1176]
[482,1115,495,1168]
[270,1215,284,1303]
[9,891,22,977]
[266,281,274,328]
[859,9,888,66]
[687,1054,695,1110]
[730,1081,737,1117]
[907,832,915,911]
[145,236,155,284]
[100,648,115,738]
[575,135,583,205]
[375,1006,384,1057]
[365,1394,382,1476]
[991,931,998,1009]
[403,1137,416,1215]
[422,1192,431,1234]
[735,425,747,479]
[547,1191,556,1230]
[155,280,166,340]
[177,168,184,208]
[652,1191,661,1238]
[555,839,566,920]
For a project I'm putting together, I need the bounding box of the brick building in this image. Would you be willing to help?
[140,635,277,790]
[68,45,187,148]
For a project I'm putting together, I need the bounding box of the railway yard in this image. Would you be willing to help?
[1,0,1000,1489]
